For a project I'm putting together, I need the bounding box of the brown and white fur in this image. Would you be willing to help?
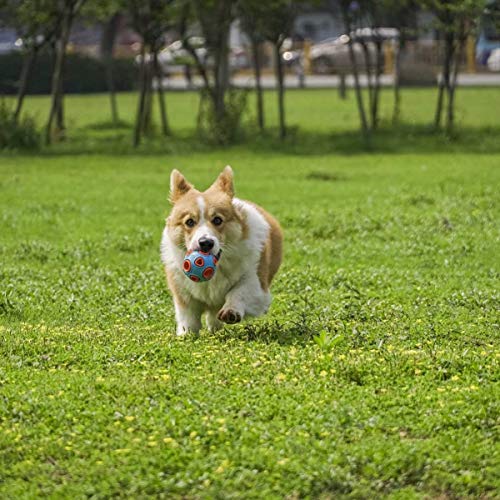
[161,166,282,335]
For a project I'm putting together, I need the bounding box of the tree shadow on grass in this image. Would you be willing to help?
[12,121,500,158]
[84,119,132,131]
[247,123,500,156]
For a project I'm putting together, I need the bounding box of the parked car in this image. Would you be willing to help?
[487,48,500,71]
[310,28,399,74]
[158,37,207,68]
[155,37,249,72]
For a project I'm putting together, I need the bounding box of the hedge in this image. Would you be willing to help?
[0,51,138,95]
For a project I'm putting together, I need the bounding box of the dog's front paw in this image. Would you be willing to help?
[217,308,242,324]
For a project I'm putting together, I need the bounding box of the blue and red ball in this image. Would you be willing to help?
[183,250,219,282]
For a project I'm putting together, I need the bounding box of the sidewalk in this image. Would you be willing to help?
[160,72,500,90]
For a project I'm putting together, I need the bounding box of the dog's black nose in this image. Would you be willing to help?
[199,237,215,252]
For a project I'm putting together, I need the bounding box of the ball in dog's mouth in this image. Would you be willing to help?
[182,250,221,282]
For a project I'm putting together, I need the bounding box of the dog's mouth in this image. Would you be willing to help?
[189,240,222,258]
[196,249,222,261]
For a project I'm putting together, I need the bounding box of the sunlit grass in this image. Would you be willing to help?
[0,88,499,497]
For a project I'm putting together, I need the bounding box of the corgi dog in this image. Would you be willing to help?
[161,166,283,336]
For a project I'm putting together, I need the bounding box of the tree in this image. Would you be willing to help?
[257,0,296,140]
[338,0,370,142]
[1,0,61,123]
[179,0,237,143]
[45,0,87,145]
[83,0,123,126]
[383,0,418,124]
[420,0,485,133]
[335,0,417,137]
[236,0,267,131]
[127,0,174,147]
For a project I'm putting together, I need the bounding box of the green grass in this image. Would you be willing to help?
[0,88,499,498]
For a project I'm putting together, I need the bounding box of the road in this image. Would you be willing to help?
[160,72,500,90]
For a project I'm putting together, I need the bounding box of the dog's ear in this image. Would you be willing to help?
[211,165,234,198]
[169,169,193,203]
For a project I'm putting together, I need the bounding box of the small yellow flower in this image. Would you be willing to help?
[163,437,178,446]
[437,387,446,393]
[189,431,198,439]
[215,459,230,474]
[125,416,135,422]
[147,441,157,447]
[414,369,422,375]
[319,370,327,377]
[451,375,459,381]
[276,373,286,382]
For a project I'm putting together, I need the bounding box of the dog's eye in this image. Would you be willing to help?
[185,218,196,228]
[212,216,223,226]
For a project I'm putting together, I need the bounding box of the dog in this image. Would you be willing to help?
[161,166,283,335]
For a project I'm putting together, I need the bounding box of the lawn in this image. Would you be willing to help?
[0,88,499,498]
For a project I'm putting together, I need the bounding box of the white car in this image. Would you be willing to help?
[158,38,207,68]
[487,48,500,71]
[157,38,248,71]
[311,28,399,74]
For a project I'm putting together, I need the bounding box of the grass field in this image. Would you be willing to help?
[1,88,499,498]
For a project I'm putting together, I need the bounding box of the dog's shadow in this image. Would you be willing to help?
[205,317,316,346]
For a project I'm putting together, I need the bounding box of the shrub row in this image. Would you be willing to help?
[0,51,138,95]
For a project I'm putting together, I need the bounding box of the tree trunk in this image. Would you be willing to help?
[371,40,383,130]
[56,68,65,137]
[347,39,369,141]
[274,42,286,140]
[340,7,369,142]
[100,13,121,125]
[392,39,402,124]
[14,47,37,122]
[434,82,445,129]
[153,49,170,137]
[142,57,154,136]
[213,28,230,125]
[46,13,71,145]
[360,41,374,123]
[435,33,454,129]
[447,30,466,134]
[251,38,264,131]
[133,44,147,147]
